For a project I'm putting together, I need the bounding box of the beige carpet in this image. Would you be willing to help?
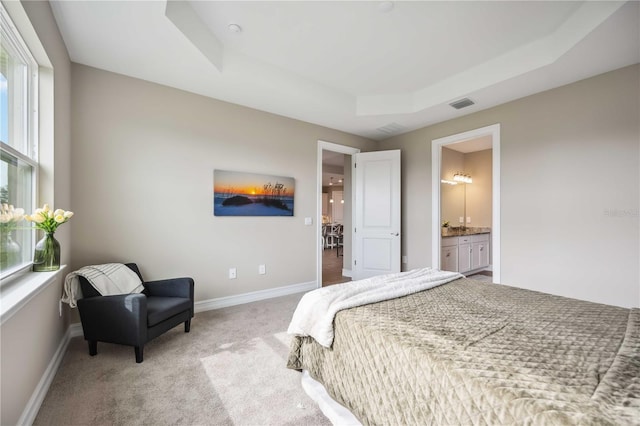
[34,293,330,426]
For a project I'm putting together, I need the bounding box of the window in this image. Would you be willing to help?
[1,3,38,278]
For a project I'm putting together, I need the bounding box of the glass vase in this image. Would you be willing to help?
[33,232,61,272]
[1,232,22,272]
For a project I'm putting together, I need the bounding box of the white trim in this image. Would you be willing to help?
[492,133,501,283]
[431,124,501,283]
[17,322,76,426]
[317,141,360,289]
[69,322,83,338]
[1,1,52,68]
[341,268,352,278]
[0,266,67,325]
[194,280,316,313]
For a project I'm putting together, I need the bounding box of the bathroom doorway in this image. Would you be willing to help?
[431,124,501,283]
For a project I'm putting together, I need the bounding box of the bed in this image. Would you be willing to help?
[287,269,640,425]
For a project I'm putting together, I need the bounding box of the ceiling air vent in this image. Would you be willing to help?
[376,122,406,136]
[449,98,475,110]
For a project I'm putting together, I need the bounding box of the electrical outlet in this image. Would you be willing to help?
[259,264,266,275]
[304,217,313,225]
[402,255,408,264]
[467,216,471,224]
[459,217,464,223]
[229,268,237,279]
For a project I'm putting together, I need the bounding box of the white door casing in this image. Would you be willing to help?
[431,123,500,283]
[353,150,401,280]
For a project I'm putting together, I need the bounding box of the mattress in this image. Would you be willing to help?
[287,278,640,425]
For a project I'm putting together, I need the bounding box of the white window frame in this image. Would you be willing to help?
[0,2,39,280]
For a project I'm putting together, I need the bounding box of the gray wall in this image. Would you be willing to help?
[1,1,71,424]
[381,64,639,308]
[70,64,376,303]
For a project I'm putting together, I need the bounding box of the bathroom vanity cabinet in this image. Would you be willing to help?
[441,232,490,273]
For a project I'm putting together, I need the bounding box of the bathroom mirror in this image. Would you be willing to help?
[440,146,465,230]
[441,181,464,229]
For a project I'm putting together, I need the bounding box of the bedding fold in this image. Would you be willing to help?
[287,268,463,347]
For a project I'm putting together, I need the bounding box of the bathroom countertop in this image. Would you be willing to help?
[441,227,491,237]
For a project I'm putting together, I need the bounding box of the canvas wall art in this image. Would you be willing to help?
[213,170,295,216]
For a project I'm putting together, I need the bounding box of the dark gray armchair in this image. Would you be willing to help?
[77,263,194,363]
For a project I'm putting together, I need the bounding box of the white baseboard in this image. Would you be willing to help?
[195,280,317,313]
[17,324,78,426]
[69,322,83,338]
[342,268,352,278]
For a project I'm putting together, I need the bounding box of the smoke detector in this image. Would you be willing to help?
[228,23,242,33]
[378,1,394,13]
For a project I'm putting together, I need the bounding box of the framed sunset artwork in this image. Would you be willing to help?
[213,170,295,216]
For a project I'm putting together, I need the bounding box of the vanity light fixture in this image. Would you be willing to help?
[329,177,333,186]
[453,172,472,184]
[441,179,458,185]
[329,198,334,203]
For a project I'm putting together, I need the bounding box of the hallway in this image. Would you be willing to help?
[322,248,351,286]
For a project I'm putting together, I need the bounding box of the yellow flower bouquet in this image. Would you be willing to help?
[25,204,74,272]
[25,203,74,233]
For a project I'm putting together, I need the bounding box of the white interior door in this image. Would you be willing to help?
[353,150,401,280]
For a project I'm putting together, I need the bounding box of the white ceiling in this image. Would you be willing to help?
[50,1,639,140]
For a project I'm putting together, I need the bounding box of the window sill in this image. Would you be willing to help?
[0,265,67,325]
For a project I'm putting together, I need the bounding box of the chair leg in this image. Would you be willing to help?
[134,346,143,363]
[185,319,191,333]
[88,340,97,356]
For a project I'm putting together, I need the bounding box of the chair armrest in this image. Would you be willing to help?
[77,294,147,345]
[144,277,194,300]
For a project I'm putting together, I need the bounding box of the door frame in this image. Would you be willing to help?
[317,141,360,288]
[431,124,501,283]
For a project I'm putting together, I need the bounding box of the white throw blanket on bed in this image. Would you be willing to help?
[287,268,463,347]
[62,263,144,308]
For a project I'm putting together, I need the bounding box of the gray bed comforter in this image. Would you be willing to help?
[287,278,640,425]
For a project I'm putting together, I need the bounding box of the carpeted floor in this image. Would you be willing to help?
[34,293,330,426]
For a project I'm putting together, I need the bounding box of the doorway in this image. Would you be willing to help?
[431,124,501,283]
[317,141,360,288]
[322,151,349,286]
